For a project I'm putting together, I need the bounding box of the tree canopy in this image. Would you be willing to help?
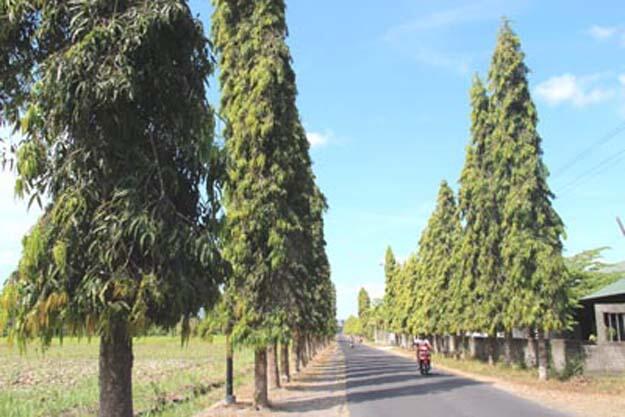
[379,21,574,348]
[1,0,221,346]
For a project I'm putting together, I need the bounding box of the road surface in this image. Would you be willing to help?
[341,340,568,417]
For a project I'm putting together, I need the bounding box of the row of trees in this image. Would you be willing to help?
[0,1,336,415]
[378,21,573,381]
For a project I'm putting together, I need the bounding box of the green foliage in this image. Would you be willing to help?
[212,0,334,347]
[358,288,371,319]
[1,0,223,346]
[453,75,497,333]
[380,21,574,342]
[408,181,461,335]
[343,315,363,336]
[488,21,571,332]
[382,246,404,333]
[197,296,230,342]
[566,247,625,298]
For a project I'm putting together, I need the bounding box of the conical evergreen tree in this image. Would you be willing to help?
[292,185,335,373]
[398,253,419,336]
[212,0,317,405]
[382,247,404,335]
[452,75,498,336]
[408,181,461,336]
[488,21,571,377]
[358,287,371,319]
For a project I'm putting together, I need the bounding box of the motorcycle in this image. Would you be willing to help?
[417,347,431,375]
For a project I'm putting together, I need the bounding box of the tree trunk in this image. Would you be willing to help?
[292,337,301,373]
[253,348,268,408]
[526,327,536,369]
[487,334,496,366]
[503,330,513,366]
[300,335,308,367]
[99,321,133,417]
[267,342,280,389]
[458,334,466,359]
[449,334,458,357]
[280,342,290,382]
[225,333,235,404]
[537,330,548,381]
[308,337,313,359]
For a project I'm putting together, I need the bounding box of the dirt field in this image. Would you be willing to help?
[0,336,254,417]
[197,343,348,417]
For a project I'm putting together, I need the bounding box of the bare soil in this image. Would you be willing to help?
[197,343,348,417]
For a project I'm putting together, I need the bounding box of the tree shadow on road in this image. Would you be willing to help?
[278,376,483,413]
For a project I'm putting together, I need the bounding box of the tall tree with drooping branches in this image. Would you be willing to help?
[0,1,222,416]
[212,0,318,406]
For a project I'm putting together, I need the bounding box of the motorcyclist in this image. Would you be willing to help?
[413,334,432,352]
[413,335,432,362]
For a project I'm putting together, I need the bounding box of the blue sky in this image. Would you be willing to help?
[1,0,625,320]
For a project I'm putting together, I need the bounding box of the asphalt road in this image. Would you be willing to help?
[341,340,568,417]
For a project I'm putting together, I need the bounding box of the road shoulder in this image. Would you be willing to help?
[196,343,348,417]
[373,343,624,417]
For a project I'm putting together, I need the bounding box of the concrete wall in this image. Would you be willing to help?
[371,329,625,374]
[583,344,625,373]
[464,336,536,367]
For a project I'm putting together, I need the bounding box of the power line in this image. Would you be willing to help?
[557,146,625,196]
[553,120,625,179]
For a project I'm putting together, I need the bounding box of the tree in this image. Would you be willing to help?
[288,185,334,377]
[364,298,384,339]
[451,74,500,361]
[488,20,571,377]
[1,2,221,416]
[408,181,461,340]
[212,0,318,406]
[383,247,404,336]
[567,247,625,298]
[395,254,419,338]
[343,315,363,336]
[358,287,371,320]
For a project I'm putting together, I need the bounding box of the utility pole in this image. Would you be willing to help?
[617,217,625,237]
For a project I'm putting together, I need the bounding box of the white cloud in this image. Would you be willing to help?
[413,47,470,75]
[384,0,517,40]
[306,130,332,148]
[385,3,482,38]
[588,25,619,40]
[618,74,625,87]
[535,73,615,108]
[587,25,625,47]
[383,1,525,75]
